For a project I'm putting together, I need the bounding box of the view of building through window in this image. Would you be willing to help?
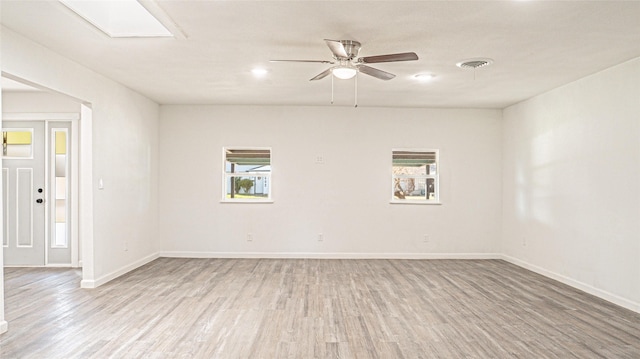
[223,148,271,201]
[392,149,438,202]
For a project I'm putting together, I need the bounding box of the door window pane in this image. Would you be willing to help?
[52,130,68,247]
[2,129,33,158]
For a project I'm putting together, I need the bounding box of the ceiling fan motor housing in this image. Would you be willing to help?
[338,40,361,60]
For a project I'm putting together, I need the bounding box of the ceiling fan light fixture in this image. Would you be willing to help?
[332,66,357,80]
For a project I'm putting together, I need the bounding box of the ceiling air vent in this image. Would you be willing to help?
[456,58,494,69]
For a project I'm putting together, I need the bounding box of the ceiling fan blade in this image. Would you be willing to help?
[360,52,419,63]
[270,59,334,64]
[310,68,333,81]
[324,39,349,59]
[357,65,396,80]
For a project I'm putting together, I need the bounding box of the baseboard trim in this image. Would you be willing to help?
[45,263,72,268]
[4,265,47,268]
[501,254,640,314]
[159,251,502,260]
[81,252,159,289]
[4,263,75,268]
[0,320,8,334]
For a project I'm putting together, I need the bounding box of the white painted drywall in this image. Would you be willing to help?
[502,57,640,311]
[159,105,503,257]
[1,27,160,286]
[1,91,79,113]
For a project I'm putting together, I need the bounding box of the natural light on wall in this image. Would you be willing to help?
[59,0,173,38]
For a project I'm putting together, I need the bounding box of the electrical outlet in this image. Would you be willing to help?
[315,155,325,164]
[247,233,253,242]
[423,234,429,243]
[318,233,324,241]
[522,237,527,246]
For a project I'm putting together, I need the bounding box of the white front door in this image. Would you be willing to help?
[2,121,46,266]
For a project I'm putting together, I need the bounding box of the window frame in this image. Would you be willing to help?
[390,148,440,205]
[221,147,273,204]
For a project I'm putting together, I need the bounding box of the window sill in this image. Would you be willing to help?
[390,200,441,205]
[220,200,274,204]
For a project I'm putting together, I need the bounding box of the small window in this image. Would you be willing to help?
[52,129,69,248]
[223,148,271,202]
[392,149,439,203]
[2,129,34,159]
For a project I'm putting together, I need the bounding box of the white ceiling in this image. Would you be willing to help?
[2,1,640,108]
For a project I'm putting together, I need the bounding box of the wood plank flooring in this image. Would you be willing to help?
[1,258,639,358]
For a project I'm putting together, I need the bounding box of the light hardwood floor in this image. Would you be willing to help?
[1,258,639,358]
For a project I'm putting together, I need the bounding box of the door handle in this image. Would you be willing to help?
[36,198,44,204]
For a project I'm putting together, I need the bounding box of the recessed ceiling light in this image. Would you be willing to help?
[59,0,173,38]
[251,68,268,77]
[414,74,436,82]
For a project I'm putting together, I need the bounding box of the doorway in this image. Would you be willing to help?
[2,118,78,267]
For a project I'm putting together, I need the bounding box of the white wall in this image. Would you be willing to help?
[502,57,640,311]
[2,91,79,113]
[159,105,502,257]
[1,27,160,286]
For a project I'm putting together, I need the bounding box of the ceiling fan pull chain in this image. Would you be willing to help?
[354,71,358,108]
[331,73,334,104]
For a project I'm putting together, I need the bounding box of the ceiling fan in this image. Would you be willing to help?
[271,39,419,81]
